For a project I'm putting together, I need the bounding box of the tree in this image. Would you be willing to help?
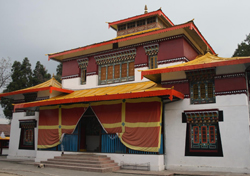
[233,33,250,57]
[32,61,51,86]
[1,58,33,120]
[54,63,62,83]
[0,57,11,89]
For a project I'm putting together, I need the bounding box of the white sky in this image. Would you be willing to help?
[0,0,250,122]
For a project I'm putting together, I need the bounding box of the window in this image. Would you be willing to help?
[19,120,36,150]
[99,61,134,85]
[187,69,215,104]
[137,19,145,26]
[147,16,156,24]
[149,55,158,69]
[127,22,135,29]
[80,69,86,85]
[118,24,126,31]
[96,49,136,85]
[183,110,223,157]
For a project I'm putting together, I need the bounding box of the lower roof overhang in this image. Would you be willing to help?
[141,57,250,83]
[0,87,74,100]
[13,88,184,111]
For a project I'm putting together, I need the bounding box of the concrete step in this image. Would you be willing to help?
[42,160,118,168]
[62,154,107,157]
[54,156,110,161]
[43,163,120,173]
[48,158,115,164]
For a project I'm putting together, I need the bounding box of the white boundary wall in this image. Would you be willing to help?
[164,94,250,173]
[7,112,39,160]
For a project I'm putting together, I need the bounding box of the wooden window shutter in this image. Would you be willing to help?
[114,64,120,79]
[129,62,134,76]
[101,67,106,80]
[121,63,127,77]
[81,69,86,84]
[107,65,113,80]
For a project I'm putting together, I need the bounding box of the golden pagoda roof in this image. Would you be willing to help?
[141,52,250,82]
[14,81,184,110]
[0,77,73,99]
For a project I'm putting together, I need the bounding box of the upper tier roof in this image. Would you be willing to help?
[48,21,215,62]
[141,52,250,82]
[108,9,174,30]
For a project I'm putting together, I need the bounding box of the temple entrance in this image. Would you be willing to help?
[78,107,102,152]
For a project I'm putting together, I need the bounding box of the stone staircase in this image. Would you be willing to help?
[40,153,120,172]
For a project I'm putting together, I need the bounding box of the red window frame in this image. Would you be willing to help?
[209,126,216,144]
[193,126,199,144]
[201,126,207,143]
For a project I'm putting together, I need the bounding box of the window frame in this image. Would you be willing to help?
[98,61,134,85]
[148,55,158,69]
[183,111,223,157]
[19,120,36,150]
[190,80,215,104]
[80,68,87,85]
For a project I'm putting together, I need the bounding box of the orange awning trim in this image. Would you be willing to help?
[0,77,73,99]
[141,54,250,80]
[48,22,215,60]
[13,81,184,111]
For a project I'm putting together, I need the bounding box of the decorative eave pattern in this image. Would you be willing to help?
[143,44,159,56]
[95,48,136,65]
[77,58,88,69]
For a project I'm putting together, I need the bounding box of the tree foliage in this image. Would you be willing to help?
[233,33,250,57]
[1,58,51,120]
[32,61,51,86]
[54,63,62,83]
[0,57,11,89]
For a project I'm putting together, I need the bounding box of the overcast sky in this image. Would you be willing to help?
[0,0,250,123]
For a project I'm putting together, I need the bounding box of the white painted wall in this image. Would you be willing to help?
[164,94,250,173]
[7,112,39,160]
[62,62,185,90]
[2,148,8,155]
[99,153,164,171]
[62,67,150,90]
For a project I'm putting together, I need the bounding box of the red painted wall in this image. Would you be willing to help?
[215,77,247,92]
[162,81,190,96]
[86,56,98,73]
[62,59,79,77]
[183,39,199,61]
[134,46,148,65]
[158,38,184,61]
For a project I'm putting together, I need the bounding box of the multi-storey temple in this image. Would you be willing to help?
[1,7,250,173]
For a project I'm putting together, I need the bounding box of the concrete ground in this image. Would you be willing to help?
[0,156,250,176]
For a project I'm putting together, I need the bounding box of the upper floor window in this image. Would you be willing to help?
[77,58,88,85]
[118,24,126,31]
[143,44,159,69]
[95,49,136,85]
[147,16,156,24]
[137,19,145,26]
[149,55,158,69]
[186,69,215,104]
[127,22,135,29]
[80,68,86,85]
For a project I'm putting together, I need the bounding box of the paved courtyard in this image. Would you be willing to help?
[0,157,250,176]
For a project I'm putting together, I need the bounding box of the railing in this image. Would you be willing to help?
[101,133,163,154]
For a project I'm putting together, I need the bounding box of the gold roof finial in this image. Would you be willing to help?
[144,5,148,14]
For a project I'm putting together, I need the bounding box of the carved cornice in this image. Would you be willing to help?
[77,58,88,69]
[143,44,159,56]
[94,48,136,65]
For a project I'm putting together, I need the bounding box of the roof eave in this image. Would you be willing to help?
[142,57,250,81]
[14,89,184,110]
